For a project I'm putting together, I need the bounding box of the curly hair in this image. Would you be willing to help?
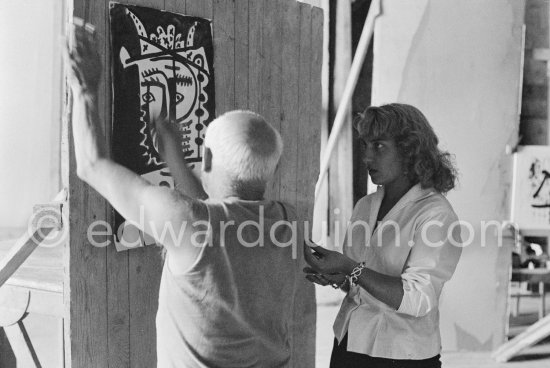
[354,103,458,194]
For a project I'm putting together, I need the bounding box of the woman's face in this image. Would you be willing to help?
[363,138,408,188]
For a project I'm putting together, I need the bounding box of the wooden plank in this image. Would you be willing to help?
[185,0,213,19]
[213,0,236,114]
[123,2,165,366]
[234,0,249,109]
[66,1,109,367]
[309,6,323,222]
[0,229,53,289]
[247,0,263,113]
[293,3,316,367]
[105,1,131,368]
[279,0,300,207]
[164,0,185,13]
[492,314,550,362]
[259,0,283,200]
[296,3,312,217]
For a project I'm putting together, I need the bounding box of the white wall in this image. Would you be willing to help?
[0,0,64,237]
[373,0,525,350]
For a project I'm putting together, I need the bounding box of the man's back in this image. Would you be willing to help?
[156,198,299,368]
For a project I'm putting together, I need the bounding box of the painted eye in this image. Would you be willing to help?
[142,91,155,103]
[175,92,184,104]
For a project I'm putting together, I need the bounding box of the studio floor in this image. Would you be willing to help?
[314,287,550,368]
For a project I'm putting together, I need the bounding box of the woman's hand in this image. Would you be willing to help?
[303,267,346,287]
[303,241,357,275]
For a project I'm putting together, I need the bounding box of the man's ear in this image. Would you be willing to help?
[203,147,212,172]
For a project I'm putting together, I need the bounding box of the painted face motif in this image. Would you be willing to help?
[120,9,210,166]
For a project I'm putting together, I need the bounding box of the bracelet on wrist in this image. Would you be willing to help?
[348,262,366,287]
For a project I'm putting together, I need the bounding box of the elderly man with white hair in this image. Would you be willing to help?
[67,20,301,368]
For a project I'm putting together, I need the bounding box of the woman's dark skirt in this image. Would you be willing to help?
[329,334,441,368]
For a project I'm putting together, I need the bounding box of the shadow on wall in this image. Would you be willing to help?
[0,329,16,367]
[454,324,493,351]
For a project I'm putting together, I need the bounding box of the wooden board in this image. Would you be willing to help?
[234,0,249,110]
[66,1,109,367]
[67,1,323,367]
[104,1,132,367]
[492,314,550,362]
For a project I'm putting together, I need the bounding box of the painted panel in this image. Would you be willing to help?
[110,3,215,249]
[512,146,550,232]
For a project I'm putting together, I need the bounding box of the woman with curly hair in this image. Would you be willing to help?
[305,103,462,368]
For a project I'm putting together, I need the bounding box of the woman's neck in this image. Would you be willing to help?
[384,179,414,203]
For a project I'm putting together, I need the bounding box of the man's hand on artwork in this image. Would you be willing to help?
[303,240,357,276]
[152,113,184,158]
[66,17,102,95]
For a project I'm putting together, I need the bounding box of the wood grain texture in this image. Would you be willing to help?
[293,3,317,367]
[164,0,185,13]
[124,2,164,366]
[279,0,300,207]
[213,0,236,114]
[279,3,302,361]
[247,0,263,113]
[64,2,323,367]
[66,1,109,367]
[234,0,249,109]
[185,0,213,19]
[264,0,284,199]
[105,1,131,368]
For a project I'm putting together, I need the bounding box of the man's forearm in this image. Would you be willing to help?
[157,126,207,199]
[72,91,107,179]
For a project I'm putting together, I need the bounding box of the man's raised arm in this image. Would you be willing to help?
[66,19,207,253]
[155,118,208,200]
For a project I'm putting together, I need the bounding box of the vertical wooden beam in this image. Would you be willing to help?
[65,0,109,366]
[279,0,300,207]
[295,3,316,367]
[247,0,264,114]
[264,0,284,199]
[105,1,131,367]
[234,0,249,110]
[213,0,236,114]
[280,2,302,362]
[123,3,165,367]
[165,0,185,13]
[185,0,213,19]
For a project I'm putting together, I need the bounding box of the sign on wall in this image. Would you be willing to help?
[511,146,550,232]
[109,3,215,249]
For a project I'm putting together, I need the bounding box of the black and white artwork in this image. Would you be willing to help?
[110,3,215,249]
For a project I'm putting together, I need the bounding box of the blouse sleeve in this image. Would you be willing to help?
[396,208,462,317]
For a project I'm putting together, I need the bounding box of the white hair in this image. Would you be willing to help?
[203,110,283,184]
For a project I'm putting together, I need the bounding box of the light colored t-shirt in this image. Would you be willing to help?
[156,197,299,368]
[333,184,462,359]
